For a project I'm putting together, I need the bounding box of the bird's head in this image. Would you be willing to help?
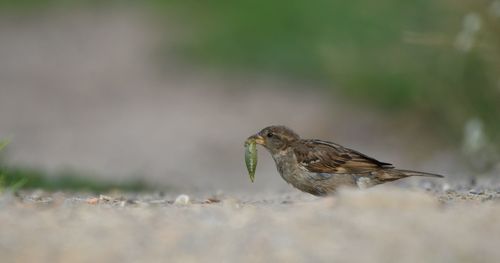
[247,125,300,154]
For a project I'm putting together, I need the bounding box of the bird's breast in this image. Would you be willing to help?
[271,151,318,191]
[271,151,300,181]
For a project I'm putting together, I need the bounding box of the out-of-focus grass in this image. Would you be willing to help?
[0,166,153,193]
[0,168,153,193]
[0,139,26,192]
[0,139,153,193]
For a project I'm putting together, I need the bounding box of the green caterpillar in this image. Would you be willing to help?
[244,139,257,183]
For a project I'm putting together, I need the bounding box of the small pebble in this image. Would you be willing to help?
[203,197,221,204]
[29,190,46,201]
[86,197,99,205]
[469,189,484,195]
[174,194,191,205]
[99,195,113,202]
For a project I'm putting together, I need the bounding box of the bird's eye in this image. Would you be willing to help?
[267,132,274,138]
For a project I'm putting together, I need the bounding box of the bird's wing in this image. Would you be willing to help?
[293,139,394,174]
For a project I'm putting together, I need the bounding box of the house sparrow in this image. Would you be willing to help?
[247,125,443,196]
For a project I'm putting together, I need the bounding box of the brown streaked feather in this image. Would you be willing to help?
[292,139,394,174]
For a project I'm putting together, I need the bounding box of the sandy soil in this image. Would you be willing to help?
[2,181,500,263]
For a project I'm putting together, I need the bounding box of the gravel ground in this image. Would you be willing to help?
[2,179,500,263]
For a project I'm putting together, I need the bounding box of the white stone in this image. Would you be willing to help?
[174,194,191,205]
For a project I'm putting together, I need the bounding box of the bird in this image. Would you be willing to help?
[246,125,443,196]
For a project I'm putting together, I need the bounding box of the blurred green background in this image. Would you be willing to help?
[1,0,499,191]
[3,0,499,142]
[155,0,500,144]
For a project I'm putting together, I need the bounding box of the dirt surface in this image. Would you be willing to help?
[2,180,500,263]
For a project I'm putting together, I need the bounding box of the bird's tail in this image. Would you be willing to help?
[370,169,444,184]
[395,169,444,178]
[367,169,443,185]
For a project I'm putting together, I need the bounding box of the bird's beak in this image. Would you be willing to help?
[246,134,265,145]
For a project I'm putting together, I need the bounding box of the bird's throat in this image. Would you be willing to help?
[270,149,299,180]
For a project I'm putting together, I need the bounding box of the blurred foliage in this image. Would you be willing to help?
[0,139,153,193]
[152,0,500,146]
[0,139,25,192]
[0,166,153,193]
